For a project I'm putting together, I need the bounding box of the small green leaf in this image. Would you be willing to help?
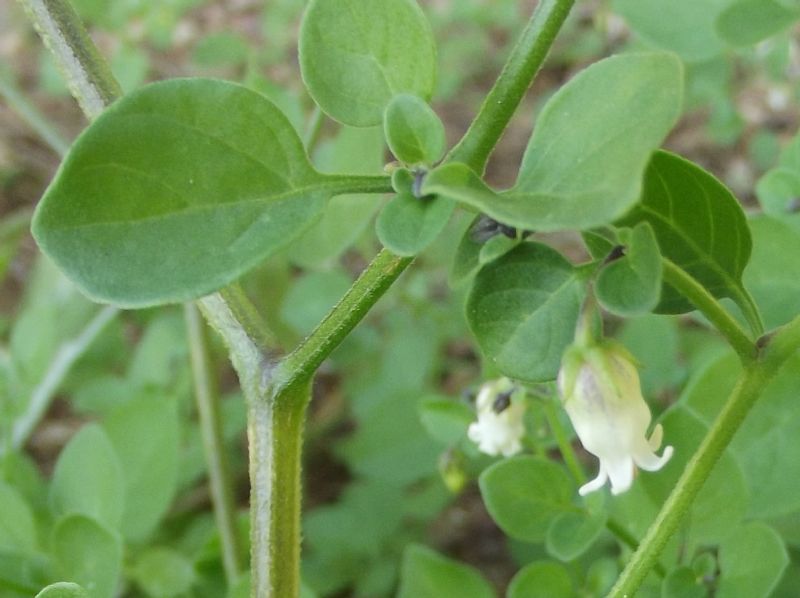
[0,482,38,552]
[103,395,179,542]
[716,0,799,47]
[50,424,124,530]
[397,544,495,598]
[384,94,445,164]
[545,510,608,562]
[33,79,342,307]
[425,56,682,232]
[613,0,731,62]
[466,242,583,382]
[376,193,455,256]
[507,561,574,598]
[718,523,788,598]
[52,515,122,598]
[755,167,800,219]
[595,222,662,316]
[618,151,752,314]
[132,547,195,597]
[417,395,474,446]
[662,567,708,598]
[299,0,436,126]
[35,582,90,598]
[479,456,574,542]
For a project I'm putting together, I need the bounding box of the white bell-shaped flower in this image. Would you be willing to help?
[558,341,673,496]
[468,378,526,457]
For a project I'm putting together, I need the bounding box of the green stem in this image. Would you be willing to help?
[446,0,576,174]
[249,384,311,598]
[18,0,122,118]
[662,258,756,362]
[219,284,278,354]
[323,173,394,196]
[609,315,800,597]
[0,69,70,155]
[733,286,765,337]
[303,105,325,151]
[184,304,242,585]
[275,249,412,394]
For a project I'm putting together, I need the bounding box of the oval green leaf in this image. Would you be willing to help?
[376,193,454,256]
[507,561,574,598]
[397,544,494,598]
[479,456,574,543]
[299,0,436,127]
[595,222,662,317]
[132,547,196,597]
[617,150,753,315]
[384,94,445,164]
[49,424,124,530]
[52,515,122,598]
[718,523,788,598]
[466,242,583,382]
[33,78,341,307]
[662,567,708,598]
[716,0,799,47]
[424,54,682,231]
[545,510,608,562]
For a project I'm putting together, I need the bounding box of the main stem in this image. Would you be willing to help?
[609,315,800,597]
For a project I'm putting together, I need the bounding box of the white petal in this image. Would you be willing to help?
[635,445,674,472]
[648,423,664,451]
[579,466,608,496]
[606,456,635,495]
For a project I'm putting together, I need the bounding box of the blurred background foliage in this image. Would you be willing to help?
[2,0,800,596]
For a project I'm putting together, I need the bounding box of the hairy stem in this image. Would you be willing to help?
[185,304,242,584]
[609,315,800,597]
[446,0,576,174]
[18,0,122,118]
[662,258,756,362]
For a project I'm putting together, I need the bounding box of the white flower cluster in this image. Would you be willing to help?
[467,378,526,457]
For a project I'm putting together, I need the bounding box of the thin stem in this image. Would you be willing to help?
[249,383,310,598]
[733,286,765,337]
[6,305,118,452]
[323,173,394,196]
[19,0,122,118]
[184,304,242,584]
[662,258,756,362]
[446,0,576,174]
[275,249,412,393]
[542,398,585,485]
[0,69,70,155]
[609,314,800,597]
[219,284,278,354]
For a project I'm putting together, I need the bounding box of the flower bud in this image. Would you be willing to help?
[558,341,673,496]
[467,378,526,457]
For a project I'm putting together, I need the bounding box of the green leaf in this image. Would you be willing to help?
[0,549,50,595]
[595,223,662,316]
[289,126,385,269]
[103,395,180,542]
[384,94,445,164]
[755,167,800,218]
[0,482,38,553]
[376,193,455,256]
[52,515,122,598]
[744,216,800,329]
[662,567,708,598]
[35,582,90,598]
[613,0,733,62]
[545,510,607,562]
[449,215,518,287]
[280,271,353,336]
[507,561,574,598]
[33,78,340,307]
[299,0,436,127]
[617,151,752,314]
[397,544,495,598]
[479,456,574,543]
[716,0,799,46]
[424,54,682,232]
[718,523,788,598]
[132,547,195,597]
[417,395,474,446]
[466,242,583,382]
[50,424,124,530]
